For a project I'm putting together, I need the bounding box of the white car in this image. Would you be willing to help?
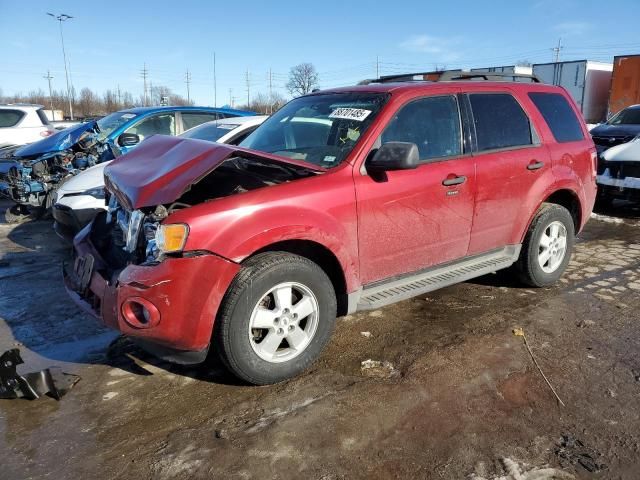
[596,135,640,205]
[53,115,268,239]
[0,104,55,147]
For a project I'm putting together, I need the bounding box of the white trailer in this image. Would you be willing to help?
[471,65,533,75]
[532,60,612,123]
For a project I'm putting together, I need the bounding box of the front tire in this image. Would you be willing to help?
[214,252,337,385]
[516,203,575,287]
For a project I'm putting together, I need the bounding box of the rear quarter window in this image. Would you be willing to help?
[469,93,533,152]
[528,92,585,143]
[0,110,26,128]
[36,108,51,125]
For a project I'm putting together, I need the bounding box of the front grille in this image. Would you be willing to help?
[592,135,634,147]
[602,162,640,179]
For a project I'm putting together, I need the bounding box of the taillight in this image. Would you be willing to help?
[590,150,597,179]
[40,130,53,138]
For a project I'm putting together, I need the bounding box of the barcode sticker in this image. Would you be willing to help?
[328,108,372,121]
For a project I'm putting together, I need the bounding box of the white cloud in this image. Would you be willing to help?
[554,21,592,37]
[399,35,461,61]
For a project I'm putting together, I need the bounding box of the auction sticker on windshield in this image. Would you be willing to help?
[329,108,372,121]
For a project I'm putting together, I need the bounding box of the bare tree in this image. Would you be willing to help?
[240,91,288,114]
[286,63,319,97]
[516,60,532,67]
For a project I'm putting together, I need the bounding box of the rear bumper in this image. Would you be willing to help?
[64,225,241,360]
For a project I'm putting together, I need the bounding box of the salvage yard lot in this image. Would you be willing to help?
[1,199,640,479]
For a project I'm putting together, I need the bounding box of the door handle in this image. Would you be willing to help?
[442,175,467,186]
[527,160,545,171]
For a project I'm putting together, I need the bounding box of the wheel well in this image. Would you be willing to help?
[544,189,581,233]
[250,240,349,316]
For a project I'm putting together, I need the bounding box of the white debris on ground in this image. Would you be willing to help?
[471,458,574,480]
[590,212,625,224]
[360,359,400,378]
[360,331,372,338]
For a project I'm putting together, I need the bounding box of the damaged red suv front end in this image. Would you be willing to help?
[64,135,323,362]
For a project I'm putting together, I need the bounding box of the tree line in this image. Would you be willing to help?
[0,63,321,119]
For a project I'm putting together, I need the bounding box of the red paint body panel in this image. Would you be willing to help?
[69,81,597,357]
[67,226,239,351]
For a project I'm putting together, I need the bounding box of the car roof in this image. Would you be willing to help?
[311,81,564,96]
[120,105,256,116]
[202,115,269,126]
[0,104,43,110]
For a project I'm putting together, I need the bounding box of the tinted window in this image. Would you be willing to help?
[381,95,462,160]
[125,113,175,140]
[182,112,220,131]
[529,92,584,143]
[0,110,25,128]
[180,122,238,142]
[469,93,532,151]
[36,108,50,125]
[607,107,640,125]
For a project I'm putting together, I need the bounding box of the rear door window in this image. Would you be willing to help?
[380,95,462,161]
[0,110,26,128]
[528,92,584,143]
[182,112,222,131]
[125,113,176,140]
[469,93,533,151]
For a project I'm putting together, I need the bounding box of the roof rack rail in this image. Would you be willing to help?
[362,71,541,84]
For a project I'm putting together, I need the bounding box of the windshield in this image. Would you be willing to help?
[240,92,389,167]
[180,121,239,142]
[96,111,138,139]
[607,107,640,125]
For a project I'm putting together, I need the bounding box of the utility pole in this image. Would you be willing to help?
[149,80,154,105]
[245,69,250,107]
[213,52,217,107]
[43,70,55,121]
[46,13,74,120]
[185,69,192,103]
[229,88,235,108]
[117,84,122,106]
[140,63,149,106]
[552,38,563,62]
[376,55,379,78]
[268,68,273,114]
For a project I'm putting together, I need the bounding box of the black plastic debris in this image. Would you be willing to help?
[554,433,608,473]
[0,348,80,400]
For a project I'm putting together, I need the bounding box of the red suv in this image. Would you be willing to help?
[65,79,597,384]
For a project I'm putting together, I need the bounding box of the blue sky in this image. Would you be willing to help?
[1,0,639,107]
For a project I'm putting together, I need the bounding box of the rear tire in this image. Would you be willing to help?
[214,252,337,385]
[515,203,574,287]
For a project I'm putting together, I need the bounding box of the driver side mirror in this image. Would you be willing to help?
[118,132,141,147]
[367,142,420,173]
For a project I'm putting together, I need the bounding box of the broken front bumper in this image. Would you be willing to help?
[64,225,240,363]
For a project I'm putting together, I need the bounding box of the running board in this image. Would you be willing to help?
[356,245,521,311]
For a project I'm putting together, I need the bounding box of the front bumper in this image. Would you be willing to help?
[64,225,241,362]
[597,174,640,201]
[53,202,103,241]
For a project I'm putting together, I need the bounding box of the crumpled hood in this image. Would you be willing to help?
[104,135,324,210]
[13,121,98,158]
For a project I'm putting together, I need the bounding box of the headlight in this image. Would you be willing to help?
[155,224,189,254]
[83,187,105,199]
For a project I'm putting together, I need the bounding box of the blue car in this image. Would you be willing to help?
[0,105,255,220]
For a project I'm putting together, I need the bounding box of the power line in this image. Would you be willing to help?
[552,38,563,62]
[140,63,149,106]
[185,69,192,103]
[46,12,74,120]
[213,52,217,107]
[43,70,55,121]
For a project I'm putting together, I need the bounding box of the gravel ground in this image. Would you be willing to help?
[1,199,639,479]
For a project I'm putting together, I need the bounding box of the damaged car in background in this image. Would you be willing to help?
[597,134,640,204]
[0,106,255,222]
